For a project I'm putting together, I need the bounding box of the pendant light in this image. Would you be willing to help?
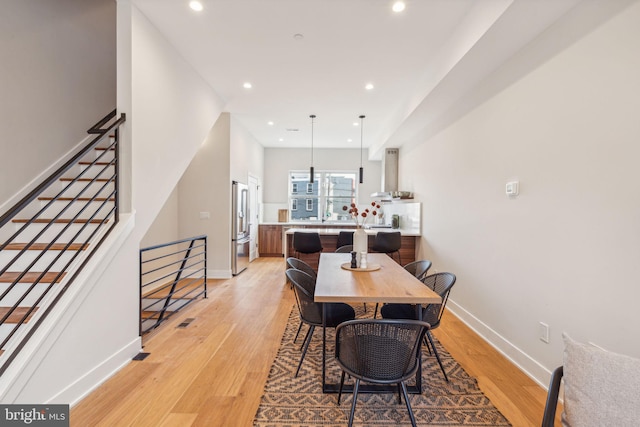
[309,114,316,183]
[359,115,365,184]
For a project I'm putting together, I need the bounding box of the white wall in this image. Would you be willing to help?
[1,1,226,404]
[177,113,264,278]
[0,0,116,206]
[178,114,232,277]
[399,1,640,386]
[230,115,265,185]
[129,5,225,237]
[262,148,382,221]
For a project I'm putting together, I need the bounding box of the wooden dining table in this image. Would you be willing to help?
[314,252,442,394]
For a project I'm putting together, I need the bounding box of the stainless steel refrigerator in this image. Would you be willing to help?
[232,181,250,275]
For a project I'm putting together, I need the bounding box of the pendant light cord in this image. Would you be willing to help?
[359,115,365,184]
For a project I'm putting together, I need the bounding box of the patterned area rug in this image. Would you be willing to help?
[253,306,511,426]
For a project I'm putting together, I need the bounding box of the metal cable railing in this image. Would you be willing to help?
[139,236,207,335]
[0,110,125,375]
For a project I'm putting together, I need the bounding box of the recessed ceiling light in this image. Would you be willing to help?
[392,1,405,13]
[347,138,353,142]
[189,1,203,12]
[267,121,274,126]
[279,138,284,142]
[353,122,359,126]
[243,82,252,89]
[293,33,304,41]
[365,83,374,90]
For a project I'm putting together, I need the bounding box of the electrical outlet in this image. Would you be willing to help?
[539,322,550,343]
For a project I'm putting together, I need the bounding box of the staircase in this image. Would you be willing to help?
[0,110,125,374]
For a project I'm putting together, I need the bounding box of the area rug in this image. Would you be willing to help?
[253,306,511,426]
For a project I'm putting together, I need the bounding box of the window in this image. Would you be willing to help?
[288,171,357,222]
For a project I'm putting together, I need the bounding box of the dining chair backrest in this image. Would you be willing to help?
[420,272,456,329]
[285,268,322,325]
[403,260,432,281]
[335,245,354,253]
[335,319,430,382]
[286,257,317,280]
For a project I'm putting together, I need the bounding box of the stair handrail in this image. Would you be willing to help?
[139,235,208,336]
[0,109,126,376]
[0,110,125,230]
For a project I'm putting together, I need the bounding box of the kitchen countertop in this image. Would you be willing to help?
[284,227,421,237]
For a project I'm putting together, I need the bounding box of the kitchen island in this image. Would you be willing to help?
[283,227,419,269]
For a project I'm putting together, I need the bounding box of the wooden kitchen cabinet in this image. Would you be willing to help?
[259,225,283,257]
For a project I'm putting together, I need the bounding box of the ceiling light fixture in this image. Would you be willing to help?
[359,115,365,184]
[365,83,374,90]
[353,122,359,126]
[309,114,316,184]
[189,1,204,12]
[243,82,252,89]
[267,121,274,126]
[392,1,406,13]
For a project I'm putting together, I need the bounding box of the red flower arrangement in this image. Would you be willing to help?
[343,201,381,228]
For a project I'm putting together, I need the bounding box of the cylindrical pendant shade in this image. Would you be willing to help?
[310,166,314,183]
[359,167,364,184]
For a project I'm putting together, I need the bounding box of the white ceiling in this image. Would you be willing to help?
[130,0,584,158]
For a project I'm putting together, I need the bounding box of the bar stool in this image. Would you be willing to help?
[336,231,354,251]
[371,231,401,264]
[292,232,323,264]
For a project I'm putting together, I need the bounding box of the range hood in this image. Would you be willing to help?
[371,148,399,200]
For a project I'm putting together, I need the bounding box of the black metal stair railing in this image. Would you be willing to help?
[0,109,125,375]
[139,235,207,335]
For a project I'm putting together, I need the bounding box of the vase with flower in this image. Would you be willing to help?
[343,201,381,267]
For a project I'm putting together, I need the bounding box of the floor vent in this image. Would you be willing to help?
[177,318,195,328]
[133,352,150,361]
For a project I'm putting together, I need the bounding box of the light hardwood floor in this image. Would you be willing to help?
[71,257,559,426]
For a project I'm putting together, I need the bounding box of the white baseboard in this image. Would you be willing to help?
[208,269,232,279]
[51,337,141,406]
[446,300,552,389]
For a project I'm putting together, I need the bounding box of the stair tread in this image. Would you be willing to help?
[95,147,115,151]
[141,310,175,320]
[38,197,114,202]
[0,307,39,324]
[0,272,66,283]
[142,279,206,299]
[78,162,112,166]
[4,243,88,251]
[12,218,107,224]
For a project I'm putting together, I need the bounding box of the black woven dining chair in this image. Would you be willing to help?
[380,272,456,381]
[286,257,317,343]
[285,269,355,377]
[403,260,432,282]
[335,319,431,427]
[373,259,433,318]
[286,257,317,280]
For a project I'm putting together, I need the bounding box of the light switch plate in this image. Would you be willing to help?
[506,181,519,196]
